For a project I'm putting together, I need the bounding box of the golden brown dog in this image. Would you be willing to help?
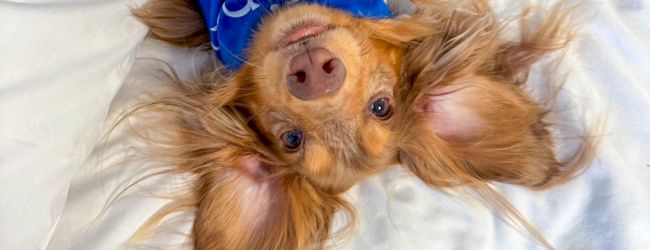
[128,0,595,249]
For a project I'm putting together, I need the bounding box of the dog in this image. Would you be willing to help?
[127,0,596,249]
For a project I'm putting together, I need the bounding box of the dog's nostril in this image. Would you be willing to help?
[294,71,306,83]
[322,59,334,74]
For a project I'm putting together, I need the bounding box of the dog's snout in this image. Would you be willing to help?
[287,48,346,100]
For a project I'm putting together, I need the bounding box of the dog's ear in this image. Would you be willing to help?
[192,153,347,249]
[133,0,209,47]
[394,2,587,189]
[396,76,560,188]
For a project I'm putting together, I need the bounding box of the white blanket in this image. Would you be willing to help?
[0,0,146,249]
[1,0,648,249]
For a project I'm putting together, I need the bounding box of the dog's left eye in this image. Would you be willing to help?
[370,97,392,119]
[281,129,303,151]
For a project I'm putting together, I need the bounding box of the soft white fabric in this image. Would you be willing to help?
[0,0,147,249]
[47,40,203,250]
[10,0,649,249]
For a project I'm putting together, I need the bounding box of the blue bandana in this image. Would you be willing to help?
[197,0,393,70]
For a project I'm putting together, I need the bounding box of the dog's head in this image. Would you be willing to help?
[134,1,592,249]
[233,4,431,193]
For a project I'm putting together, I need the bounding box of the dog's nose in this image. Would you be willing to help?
[287,48,346,100]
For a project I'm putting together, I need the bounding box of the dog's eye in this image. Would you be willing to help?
[281,129,303,151]
[370,97,392,119]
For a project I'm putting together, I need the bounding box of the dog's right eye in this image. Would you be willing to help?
[281,129,303,151]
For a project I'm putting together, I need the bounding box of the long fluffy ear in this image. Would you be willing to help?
[398,76,559,187]
[393,3,594,247]
[132,0,209,47]
[395,1,592,189]
[192,154,347,250]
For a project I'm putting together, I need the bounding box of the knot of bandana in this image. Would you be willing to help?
[196,0,393,70]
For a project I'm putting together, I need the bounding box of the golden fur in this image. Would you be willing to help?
[124,0,597,249]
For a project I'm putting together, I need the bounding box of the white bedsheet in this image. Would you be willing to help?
[2,0,648,249]
[0,0,146,249]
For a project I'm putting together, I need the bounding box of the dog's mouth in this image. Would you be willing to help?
[277,21,331,49]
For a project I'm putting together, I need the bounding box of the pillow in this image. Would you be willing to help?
[0,0,146,248]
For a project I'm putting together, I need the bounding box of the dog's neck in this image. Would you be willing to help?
[197,0,394,70]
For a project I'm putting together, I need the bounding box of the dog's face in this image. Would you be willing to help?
[235,4,424,193]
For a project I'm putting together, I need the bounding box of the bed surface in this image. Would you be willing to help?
[1,0,649,249]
